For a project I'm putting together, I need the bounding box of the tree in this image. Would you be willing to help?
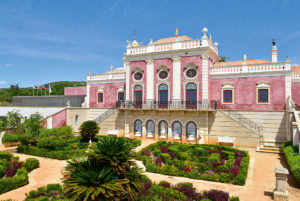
[23,112,44,136]
[79,121,99,142]
[6,110,23,131]
[219,56,226,62]
[63,136,142,201]
[0,116,8,132]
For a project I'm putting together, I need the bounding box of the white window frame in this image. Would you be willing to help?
[256,81,270,105]
[221,83,234,104]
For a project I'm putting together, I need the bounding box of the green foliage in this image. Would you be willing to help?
[230,197,240,201]
[176,182,193,188]
[23,113,44,136]
[149,184,187,200]
[0,168,29,195]
[0,116,8,132]
[63,136,142,201]
[25,183,65,201]
[24,158,40,172]
[2,133,19,143]
[0,81,86,103]
[79,121,99,141]
[208,153,220,162]
[282,141,300,183]
[0,152,13,161]
[6,110,23,130]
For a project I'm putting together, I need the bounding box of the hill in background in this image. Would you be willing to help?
[0,81,86,103]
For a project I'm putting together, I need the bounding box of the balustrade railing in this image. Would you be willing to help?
[116,100,216,110]
[292,73,300,80]
[126,38,218,55]
[210,62,287,75]
[87,72,125,81]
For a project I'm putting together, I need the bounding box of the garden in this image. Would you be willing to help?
[138,141,250,185]
[282,141,300,183]
[0,151,39,195]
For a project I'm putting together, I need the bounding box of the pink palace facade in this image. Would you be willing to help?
[57,27,300,150]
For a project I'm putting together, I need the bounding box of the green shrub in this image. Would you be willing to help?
[176,182,193,188]
[146,163,157,172]
[177,152,191,161]
[79,121,99,141]
[0,168,29,194]
[197,162,210,172]
[208,153,220,162]
[24,158,40,172]
[230,197,240,201]
[140,175,151,183]
[219,172,234,183]
[233,155,250,185]
[282,141,300,183]
[2,133,19,143]
[149,184,187,200]
[37,136,67,149]
[18,133,34,145]
[161,153,172,163]
[0,152,13,161]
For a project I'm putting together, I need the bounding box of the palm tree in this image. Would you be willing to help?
[63,136,142,201]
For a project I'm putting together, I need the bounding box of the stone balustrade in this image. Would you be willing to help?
[87,72,126,81]
[126,38,218,55]
[292,73,300,80]
[211,62,288,75]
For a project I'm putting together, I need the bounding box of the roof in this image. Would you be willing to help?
[214,59,271,67]
[153,35,192,44]
[104,68,126,74]
[292,65,300,73]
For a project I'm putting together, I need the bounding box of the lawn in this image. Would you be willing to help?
[138,141,250,185]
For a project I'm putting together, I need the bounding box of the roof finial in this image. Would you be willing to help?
[209,33,212,41]
[243,54,247,62]
[272,38,276,46]
[110,65,113,71]
[176,28,179,37]
[134,29,137,40]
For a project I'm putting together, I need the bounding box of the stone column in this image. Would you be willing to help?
[292,122,299,147]
[168,127,173,141]
[201,53,209,101]
[125,61,130,101]
[274,167,289,201]
[182,126,187,143]
[142,125,146,140]
[124,124,130,138]
[172,56,181,106]
[146,59,154,106]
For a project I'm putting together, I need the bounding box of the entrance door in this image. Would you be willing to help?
[158,84,168,108]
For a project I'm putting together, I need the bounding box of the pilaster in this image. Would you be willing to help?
[168,127,173,141]
[146,59,154,103]
[201,53,209,100]
[172,56,181,103]
[125,61,130,101]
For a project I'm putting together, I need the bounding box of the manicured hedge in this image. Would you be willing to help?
[138,141,250,185]
[17,145,86,160]
[1,133,19,143]
[24,158,40,172]
[0,168,29,194]
[282,141,300,183]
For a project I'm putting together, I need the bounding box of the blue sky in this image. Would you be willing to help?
[0,0,300,88]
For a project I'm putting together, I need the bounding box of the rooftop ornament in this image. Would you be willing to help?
[202,27,208,39]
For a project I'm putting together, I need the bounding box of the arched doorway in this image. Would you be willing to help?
[186,83,197,109]
[158,84,168,108]
[146,120,155,138]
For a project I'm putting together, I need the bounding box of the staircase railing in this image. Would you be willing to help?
[217,103,263,136]
[94,107,117,124]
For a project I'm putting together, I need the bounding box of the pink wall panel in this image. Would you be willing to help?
[292,82,300,106]
[89,82,125,108]
[129,61,147,102]
[180,56,202,101]
[52,109,67,128]
[64,87,87,96]
[154,58,173,102]
[210,76,286,110]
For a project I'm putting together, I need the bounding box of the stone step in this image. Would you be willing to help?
[256,146,283,154]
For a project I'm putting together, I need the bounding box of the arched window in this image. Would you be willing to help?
[134,85,143,107]
[158,120,168,139]
[146,120,155,138]
[75,115,79,125]
[172,121,182,140]
[158,84,168,108]
[186,121,197,141]
[134,119,142,137]
[186,83,197,109]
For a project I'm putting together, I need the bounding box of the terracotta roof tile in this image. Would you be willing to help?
[153,35,192,44]
[292,65,300,73]
[214,59,271,67]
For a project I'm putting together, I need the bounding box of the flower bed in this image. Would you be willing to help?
[0,152,39,194]
[138,141,250,185]
[282,141,300,183]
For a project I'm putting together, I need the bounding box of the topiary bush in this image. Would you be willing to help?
[2,133,19,143]
[24,158,40,172]
[79,121,99,142]
[0,168,29,194]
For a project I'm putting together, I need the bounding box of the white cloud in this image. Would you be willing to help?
[5,63,12,67]
[0,80,7,85]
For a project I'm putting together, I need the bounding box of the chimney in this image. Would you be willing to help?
[271,39,278,63]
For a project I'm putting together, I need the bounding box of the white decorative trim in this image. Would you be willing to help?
[201,53,209,100]
[125,62,130,101]
[146,59,154,101]
[221,83,234,104]
[172,56,181,101]
[256,81,271,105]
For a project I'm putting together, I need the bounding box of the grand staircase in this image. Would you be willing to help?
[219,109,283,153]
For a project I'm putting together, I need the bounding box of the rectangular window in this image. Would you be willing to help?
[223,90,233,103]
[258,89,268,103]
[98,92,104,103]
[118,92,124,102]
